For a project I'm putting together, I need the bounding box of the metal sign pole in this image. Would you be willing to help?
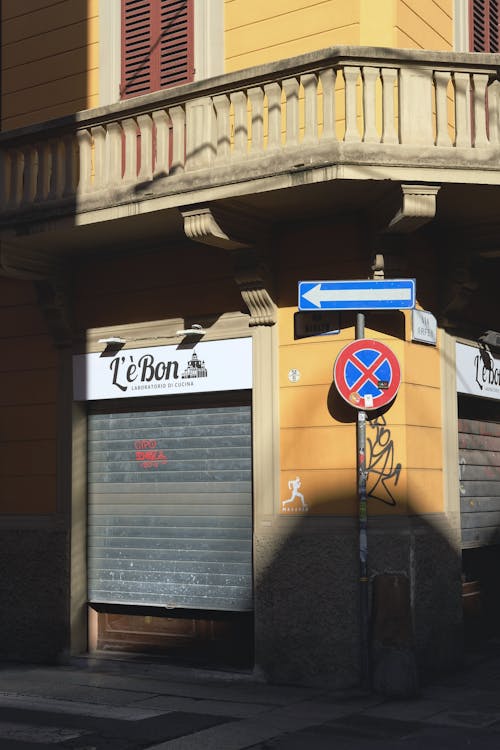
[356,312,370,691]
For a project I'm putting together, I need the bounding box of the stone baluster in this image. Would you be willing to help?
[453,72,471,147]
[301,73,318,145]
[282,78,299,147]
[48,140,64,200]
[230,91,248,158]
[343,66,361,142]
[248,87,264,154]
[0,151,11,207]
[362,66,380,143]
[472,73,489,147]
[185,97,216,170]
[434,71,452,146]
[169,106,186,174]
[105,122,123,186]
[319,68,336,141]
[264,82,282,150]
[22,146,38,204]
[122,119,138,182]
[63,134,77,196]
[152,110,170,177]
[9,151,24,208]
[34,142,51,202]
[137,114,153,182]
[213,95,231,162]
[76,129,92,194]
[487,79,500,145]
[91,125,106,189]
[381,68,398,144]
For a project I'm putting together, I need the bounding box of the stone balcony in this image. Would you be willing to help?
[1,46,500,263]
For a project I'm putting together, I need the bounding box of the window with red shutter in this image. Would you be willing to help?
[470,0,500,52]
[121,0,194,99]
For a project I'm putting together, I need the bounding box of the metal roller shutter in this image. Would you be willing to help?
[88,402,253,611]
[459,397,500,548]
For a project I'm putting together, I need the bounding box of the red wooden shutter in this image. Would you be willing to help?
[159,0,194,88]
[121,0,193,100]
[470,0,500,52]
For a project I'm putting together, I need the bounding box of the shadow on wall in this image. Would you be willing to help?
[0,1,90,664]
[254,438,463,693]
[254,310,464,692]
[1,1,91,131]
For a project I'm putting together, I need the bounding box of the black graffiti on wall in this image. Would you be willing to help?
[366,415,401,506]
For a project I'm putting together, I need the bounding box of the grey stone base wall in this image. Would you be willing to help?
[254,519,463,688]
[0,528,69,663]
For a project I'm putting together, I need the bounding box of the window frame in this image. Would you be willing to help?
[98,0,224,107]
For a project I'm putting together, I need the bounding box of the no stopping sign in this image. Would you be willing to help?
[334,339,401,410]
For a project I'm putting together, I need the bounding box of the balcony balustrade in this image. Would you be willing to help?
[1,46,499,223]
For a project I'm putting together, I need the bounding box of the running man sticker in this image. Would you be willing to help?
[281,476,309,513]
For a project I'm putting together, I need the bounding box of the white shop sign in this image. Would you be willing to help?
[456,342,500,400]
[73,337,252,401]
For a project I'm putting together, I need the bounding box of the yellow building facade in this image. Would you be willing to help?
[0,0,499,688]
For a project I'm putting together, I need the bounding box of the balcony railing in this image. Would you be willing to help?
[1,46,500,220]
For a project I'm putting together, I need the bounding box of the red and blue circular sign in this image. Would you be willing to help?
[334,339,401,410]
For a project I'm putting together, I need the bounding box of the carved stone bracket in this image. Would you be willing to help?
[233,250,277,327]
[180,204,275,326]
[0,242,74,347]
[387,184,440,234]
[0,242,56,280]
[35,275,74,348]
[180,206,253,250]
[439,249,479,329]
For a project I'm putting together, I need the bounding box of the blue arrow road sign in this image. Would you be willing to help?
[298,279,416,311]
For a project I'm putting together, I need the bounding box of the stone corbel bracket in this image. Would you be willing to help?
[181,205,254,250]
[180,205,276,326]
[387,184,440,234]
[0,242,74,347]
[233,254,277,326]
[0,242,54,281]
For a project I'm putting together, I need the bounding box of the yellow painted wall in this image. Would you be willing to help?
[277,221,444,517]
[0,0,455,132]
[225,0,361,73]
[225,0,454,76]
[396,0,453,50]
[0,278,58,514]
[1,0,98,131]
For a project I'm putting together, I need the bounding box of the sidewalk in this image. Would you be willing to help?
[0,641,500,749]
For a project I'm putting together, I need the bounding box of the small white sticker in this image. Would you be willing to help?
[364,394,374,408]
[282,476,309,513]
[288,369,301,383]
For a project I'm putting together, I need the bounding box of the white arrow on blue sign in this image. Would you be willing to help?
[298,279,416,311]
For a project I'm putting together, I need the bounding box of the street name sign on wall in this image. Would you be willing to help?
[73,337,252,401]
[298,279,416,311]
[334,339,401,410]
[294,311,340,339]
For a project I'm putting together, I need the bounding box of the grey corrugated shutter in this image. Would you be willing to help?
[460,412,500,548]
[88,403,253,611]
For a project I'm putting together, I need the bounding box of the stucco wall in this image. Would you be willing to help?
[1,0,98,130]
[0,277,58,514]
[276,220,444,517]
[225,0,360,72]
